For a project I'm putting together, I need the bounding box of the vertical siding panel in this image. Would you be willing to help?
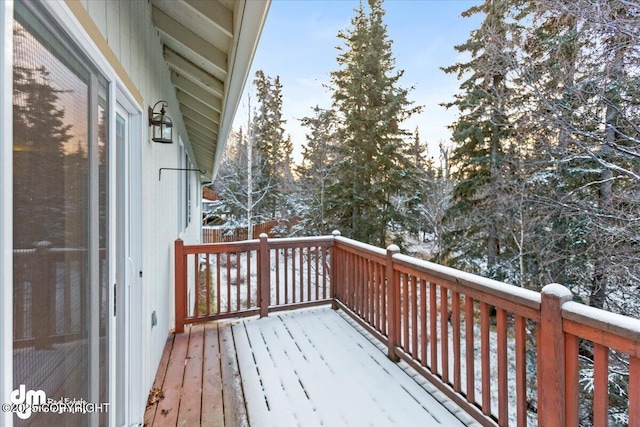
[87,0,107,36]
[105,0,120,58]
[119,1,131,77]
[130,0,141,86]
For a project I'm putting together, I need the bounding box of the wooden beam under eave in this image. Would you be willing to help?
[187,123,218,142]
[190,136,216,155]
[171,70,223,99]
[180,104,220,132]
[165,49,225,96]
[184,120,219,142]
[184,0,233,38]
[152,6,227,76]
[178,90,222,118]
[175,83,223,113]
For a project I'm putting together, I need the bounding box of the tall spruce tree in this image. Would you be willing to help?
[252,70,293,219]
[327,0,421,246]
[297,106,338,235]
[441,0,520,276]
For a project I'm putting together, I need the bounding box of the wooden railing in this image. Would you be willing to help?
[175,232,640,426]
[202,220,279,243]
[174,233,334,332]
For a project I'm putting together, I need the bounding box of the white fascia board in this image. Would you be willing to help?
[210,0,271,180]
[0,1,14,425]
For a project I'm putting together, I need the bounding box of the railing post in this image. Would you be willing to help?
[174,239,185,333]
[386,244,400,362]
[538,283,572,426]
[34,241,52,348]
[259,233,270,318]
[331,230,341,309]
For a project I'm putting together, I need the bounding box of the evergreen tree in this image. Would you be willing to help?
[296,106,338,235]
[328,0,421,246]
[252,70,293,219]
[441,0,520,276]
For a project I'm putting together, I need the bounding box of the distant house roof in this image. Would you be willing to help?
[151,0,271,181]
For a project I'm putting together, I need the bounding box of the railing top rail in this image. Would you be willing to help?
[563,301,640,346]
[334,236,387,263]
[268,235,335,248]
[182,239,260,254]
[393,252,542,311]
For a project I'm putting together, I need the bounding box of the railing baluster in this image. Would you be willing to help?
[593,344,609,427]
[226,252,231,313]
[465,295,475,404]
[452,291,461,393]
[247,251,251,308]
[299,246,304,302]
[564,333,579,427]
[497,308,508,426]
[216,253,221,314]
[315,246,320,301]
[403,273,409,352]
[275,249,280,305]
[412,276,418,358]
[367,259,372,326]
[259,234,270,317]
[292,248,297,303]
[420,278,427,367]
[441,286,449,384]
[430,281,437,372]
[236,251,241,311]
[307,246,312,302]
[194,254,199,317]
[481,301,490,415]
[205,253,210,316]
[630,356,640,426]
[284,248,289,304]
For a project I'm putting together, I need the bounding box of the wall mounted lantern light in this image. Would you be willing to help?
[148,100,173,143]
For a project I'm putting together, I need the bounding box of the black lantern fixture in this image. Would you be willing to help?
[148,100,173,143]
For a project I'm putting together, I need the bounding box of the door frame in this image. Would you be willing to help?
[113,93,143,427]
[0,2,14,425]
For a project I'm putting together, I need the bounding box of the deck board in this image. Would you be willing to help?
[219,323,249,427]
[178,324,204,426]
[201,323,225,426]
[144,334,174,426]
[145,307,469,426]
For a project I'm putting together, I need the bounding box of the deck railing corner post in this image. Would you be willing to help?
[386,244,400,362]
[539,283,572,426]
[259,233,270,318]
[174,238,185,333]
[330,230,341,309]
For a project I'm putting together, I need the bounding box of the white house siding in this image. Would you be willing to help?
[73,0,202,422]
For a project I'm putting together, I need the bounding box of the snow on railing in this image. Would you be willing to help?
[174,232,640,426]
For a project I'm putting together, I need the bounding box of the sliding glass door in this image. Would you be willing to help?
[12,1,109,424]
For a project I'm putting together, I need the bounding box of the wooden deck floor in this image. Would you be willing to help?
[144,307,474,427]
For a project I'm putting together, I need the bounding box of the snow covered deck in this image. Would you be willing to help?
[144,307,475,426]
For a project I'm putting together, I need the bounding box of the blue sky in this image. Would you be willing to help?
[234,0,484,161]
